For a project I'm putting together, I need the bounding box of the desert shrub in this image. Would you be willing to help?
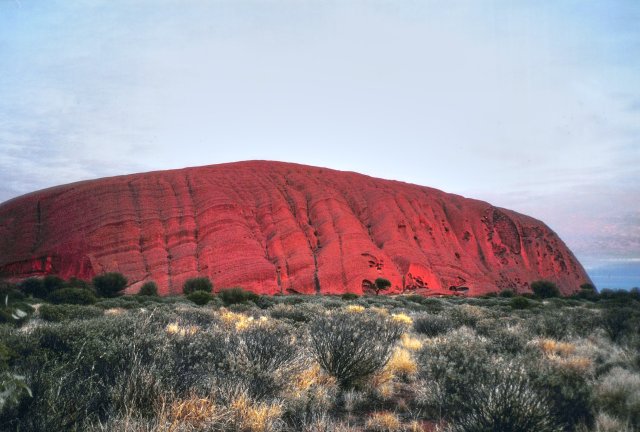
[341,293,359,301]
[0,313,168,430]
[218,287,259,305]
[531,280,561,299]
[595,367,640,428]
[270,303,313,323]
[413,314,453,337]
[532,361,595,430]
[137,281,158,296]
[186,290,214,305]
[528,310,573,340]
[94,297,142,310]
[447,304,487,328]
[447,362,561,432]
[65,277,91,290]
[19,278,47,299]
[510,296,531,309]
[253,295,275,309]
[39,304,103,322]
[92,272,128,298]
[182,277,213,295]
[47,287,97,305]
[43,275,65,293]
[499,289,515,298]
[601,306,639,342]
[417,327,492,418]
[0,285,25,303]
[0,302,33,326]
[237,321,304,399]
[373,278,392,295]
[309,310,403,388]
[474,320,528,355]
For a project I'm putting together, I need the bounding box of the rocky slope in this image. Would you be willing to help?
[0,161,591,296]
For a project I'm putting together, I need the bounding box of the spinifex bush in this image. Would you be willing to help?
[309,310,403,388]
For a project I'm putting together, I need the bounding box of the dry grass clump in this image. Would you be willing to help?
[219,309,258,330]
[538,338,576,357]
[386,347,418,378]
[365,411,402,432]
[167,396,223,428]
[400,334,423,351]
[345,304,365,313]
[230,393,283,432]
[391,313,413,326]
[165,322,199,337]
[104,307,126,316]
[534,338,593,372]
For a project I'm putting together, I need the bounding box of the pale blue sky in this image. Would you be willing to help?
[1,0,639,287]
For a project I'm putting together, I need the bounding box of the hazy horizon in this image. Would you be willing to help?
[1,1,638,289]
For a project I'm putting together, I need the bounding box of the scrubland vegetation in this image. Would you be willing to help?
[1,275,639,431]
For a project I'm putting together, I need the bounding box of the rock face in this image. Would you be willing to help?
[0,161,591,296]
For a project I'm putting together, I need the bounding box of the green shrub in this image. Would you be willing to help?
[39,304,103,322]
[373,277,391,295]
[48,288,97,305]
[511,296,531,309]
[0,283,25,302]
[499,289,515,298]
[92,272,128,298]
[341,293,359,301]
[43,275,65,293]
[182,277,213,294]
[137,281,158,296]
[414,314,454,337]
[19,278,47,299]
[531,280,561,299]
[65,277,91,290]
[218,287,259,305]
[309,310,403,388]
[186,290,213,305]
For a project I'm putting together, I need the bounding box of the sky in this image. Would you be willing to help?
[0,0,638,288]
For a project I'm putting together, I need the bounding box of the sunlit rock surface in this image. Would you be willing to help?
[0,161,591,296]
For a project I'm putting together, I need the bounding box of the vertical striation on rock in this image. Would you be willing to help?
[0,161,591,296]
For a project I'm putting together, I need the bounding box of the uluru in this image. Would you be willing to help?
[0,161,591,296]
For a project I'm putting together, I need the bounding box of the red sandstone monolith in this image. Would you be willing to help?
[0,161,591,296]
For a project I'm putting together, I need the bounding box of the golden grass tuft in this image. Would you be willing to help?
[219,309,255,330]
[365,411,402,432]
[386,347,418,378]
[370,306,390,316]
[230,394,283,432]
[168,396,221,428]
[165,322,199,337]
[345,304,365,313]
[391,313,413,326]
[292,364,336,393]
[538,338,576,357]
[104,307,126,316]
[400,334,423,351]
